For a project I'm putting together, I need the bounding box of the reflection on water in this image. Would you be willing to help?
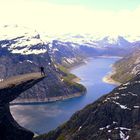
[11,57,119,134]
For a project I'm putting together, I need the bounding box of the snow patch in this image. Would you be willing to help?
[108,130,111,133]
[11,48,47,55]
[0,79,3,82]
[128,92,137,96]
[26,60,33,63]
[134,81,140,84]
[115,127,131,131]
[134,106,140,109]
[112,101,131,110]
[120,131,130,140]
[118,87,127,90]
[78,126,82,131]
[63,57,77,64]
[123,82,130,86]
[99,125,110,130]
[114,92,119,95]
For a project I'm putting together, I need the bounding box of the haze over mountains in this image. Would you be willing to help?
[1,24,140,140]
[1,25,140,58]
[0,25,140,103]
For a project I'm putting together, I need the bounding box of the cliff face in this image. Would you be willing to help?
[0,73,45,140]
[0,43,86,103]
[0,25,136,103]
[35,74,140,140]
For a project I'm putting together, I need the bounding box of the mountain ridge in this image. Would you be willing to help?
[34,74,140,140]
[0,25,139,103]
[110,48,140,83]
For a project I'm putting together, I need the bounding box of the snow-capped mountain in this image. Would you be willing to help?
[0,25,139,66]
[43,33,139,48]
[0,25,86,103]
[42,33,139,60]
[0,25,47,55]
[0,25,140,103]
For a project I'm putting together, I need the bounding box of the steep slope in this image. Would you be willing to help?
[111,48,140,83]
[34,74,140,140]
[47,35,134,66]
[0,25,86,103]
[47,40,85,67]
[0,73,45,140]
[0,25,139,103]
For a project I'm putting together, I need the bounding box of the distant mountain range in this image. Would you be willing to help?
[0,25,140,103]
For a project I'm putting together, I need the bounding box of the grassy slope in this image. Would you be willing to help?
[58,65,86,93]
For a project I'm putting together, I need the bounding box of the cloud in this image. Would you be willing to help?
[0,0,140,35]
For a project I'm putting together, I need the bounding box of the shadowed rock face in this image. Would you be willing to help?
[0,72,45,140]
[34,74,140,140]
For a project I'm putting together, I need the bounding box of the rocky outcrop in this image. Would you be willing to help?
[0,73,45,140]
[34,74,140,140]
[0,46,86,104]
[0,25,135,103]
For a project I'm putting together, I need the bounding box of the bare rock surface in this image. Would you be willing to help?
[0,73,45,140]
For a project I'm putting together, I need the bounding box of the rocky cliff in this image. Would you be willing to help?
[1,25,138,103]
[34,74,140,140]
[0,73,45,140]
[0,26,86,103]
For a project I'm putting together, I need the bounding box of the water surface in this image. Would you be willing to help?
[11,57,118,134]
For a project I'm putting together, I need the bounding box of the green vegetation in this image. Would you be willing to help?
[58,65,68,73]
[58,65,76,80]
[58,65,86,93]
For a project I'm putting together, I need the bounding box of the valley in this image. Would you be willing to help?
[0,25,139,104]
[1,0,140,139]
[1,25,140,140]
[11,57,118,134]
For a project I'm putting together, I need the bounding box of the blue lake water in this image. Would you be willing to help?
[10,57,119,134]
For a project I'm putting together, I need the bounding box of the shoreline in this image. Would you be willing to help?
[95,55,123,59]
[102,74,121,86]
[72,77,81,83]
[11,57,120,105]
[11,61,87,106]
[11,92,86,106]
[68,60,87,71]
[102,66,121,86]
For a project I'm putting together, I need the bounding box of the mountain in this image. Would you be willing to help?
[0,25,138,67]
[0,73,45,140]
[34,74,140,140]
[0,25,139,103]
[110,48,140,83]
[0,25,86,103]
[45,34,136,61]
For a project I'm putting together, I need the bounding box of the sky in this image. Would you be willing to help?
[0,0,140,35]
